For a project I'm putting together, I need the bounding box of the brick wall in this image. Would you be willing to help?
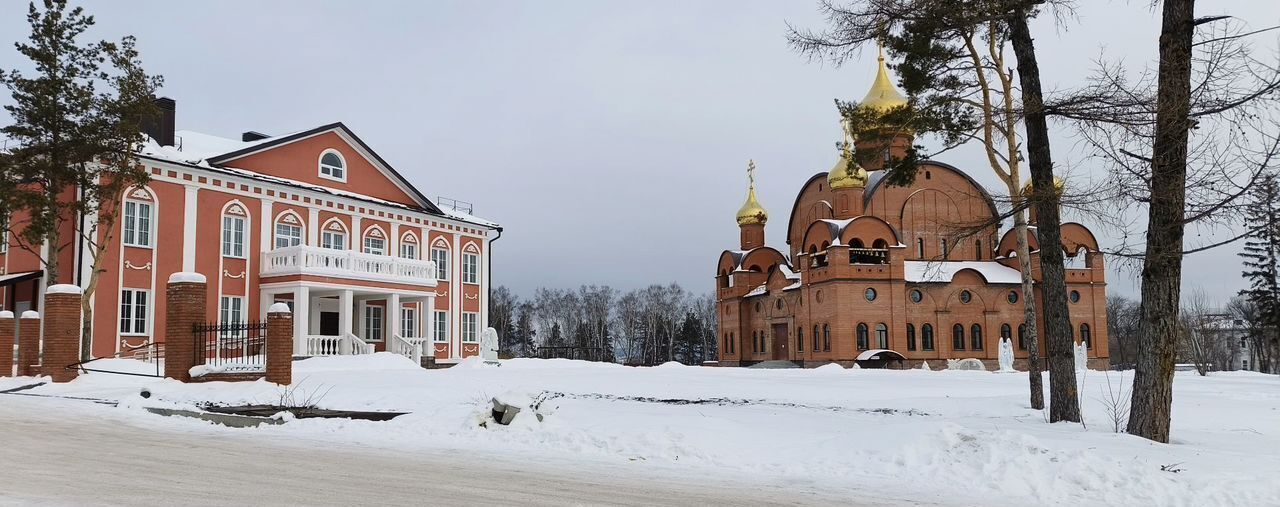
[41,287,83,382]
[0,313,14,377]
[17,313,40,377]
[265,306,292,385]
[164,274,206,382]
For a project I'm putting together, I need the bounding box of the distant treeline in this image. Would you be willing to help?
[489,284,717,365]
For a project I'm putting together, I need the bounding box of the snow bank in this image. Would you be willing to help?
[18,357,1280,506]
[45,284,82,295]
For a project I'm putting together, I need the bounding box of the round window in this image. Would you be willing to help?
[1008,291,1019,304]
[910,289,923,303]
[960,290,972,304]
[1070,290,1081,304]
[865,288,877,301]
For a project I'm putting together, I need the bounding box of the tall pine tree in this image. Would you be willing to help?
[1239,175,1280,372]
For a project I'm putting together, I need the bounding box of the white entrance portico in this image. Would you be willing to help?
[259,282,437,362]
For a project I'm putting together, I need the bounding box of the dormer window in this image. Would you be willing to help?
[319,149,346,182]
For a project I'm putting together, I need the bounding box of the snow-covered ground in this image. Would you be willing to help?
[2,355,1277,506]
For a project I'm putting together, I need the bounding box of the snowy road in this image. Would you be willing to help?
[0,395,881,507]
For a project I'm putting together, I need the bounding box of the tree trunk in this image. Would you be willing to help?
[1127,0,1195,443]
[1012,207,1044,409]
[1007,10,1080,422]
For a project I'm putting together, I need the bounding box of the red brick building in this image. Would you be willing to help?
[0,98,500,365]
[715,57,1108,369]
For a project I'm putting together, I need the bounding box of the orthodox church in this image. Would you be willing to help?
[715,53,1109,370]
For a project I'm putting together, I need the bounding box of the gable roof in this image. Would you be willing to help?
[206,122,444,215]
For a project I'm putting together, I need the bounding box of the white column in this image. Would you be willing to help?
[293,286,310,355]
[182,185,199,272]
[350,216,363,251]
[338,289,353,337]
[424,294,437,355]
[260,199,274,251]
[307,208,320,246]
[451,232,461,359]
[388,293,401,340]
[390,222,400,257]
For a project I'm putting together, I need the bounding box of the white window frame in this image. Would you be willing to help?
[431,246,450,281]
[222,214,246,258]
[122,200,154,248]
[363,304,385,342]
[218,296,246,339]
[274,213,304,249]
[322,230,347,250]
[399,233,419,259]
[119,288,150,336]
[401,307,417,338]
[462,249,479,285]
[462,312,478,343]
[434,311,449,343]
[363,234,386,255]
[318,149,347,182]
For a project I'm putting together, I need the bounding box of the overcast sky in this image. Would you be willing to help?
[2,1,1278,305]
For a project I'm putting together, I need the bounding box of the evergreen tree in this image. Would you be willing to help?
[1239,175,1280,371]
[1,0,162,358]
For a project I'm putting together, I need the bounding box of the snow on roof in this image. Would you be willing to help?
[45,284,83,295]
[856,349,906,361]
[778,264,800,280]
[744,284,768,298]
[782,281,802,291]
[137,130,499,228]
[903,261,1024,284]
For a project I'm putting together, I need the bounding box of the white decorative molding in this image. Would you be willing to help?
[225,203,246,216]
[280,212,300,224]
[366,227,385,239]
[223,269,246,279]
[124,260,152,271]
[128,188,152,200]
[434,290,449,297]
[326,220,346,232]
[465,293,478,300]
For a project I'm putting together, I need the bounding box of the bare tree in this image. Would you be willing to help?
[1046,2,1280,441]
[1178,289,1230,375]
[1106,296,1141,369]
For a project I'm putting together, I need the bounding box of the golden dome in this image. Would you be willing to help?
[736,160,768,226]
[861,47,908,111]
[1021,178,1067,197]
[828,153,869,190]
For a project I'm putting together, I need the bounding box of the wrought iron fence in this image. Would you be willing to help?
[193,321,268,372]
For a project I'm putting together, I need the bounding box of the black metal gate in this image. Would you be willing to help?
[193,321,269,372]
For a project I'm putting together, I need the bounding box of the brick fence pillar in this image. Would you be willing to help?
[165,273,207,382]
[0,311,14,377]
[42,285,84,383]
[17,311,40,377]
[265,303,293,385]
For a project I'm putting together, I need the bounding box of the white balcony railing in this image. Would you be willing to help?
[261,245,437,286]
[305,333,375,357]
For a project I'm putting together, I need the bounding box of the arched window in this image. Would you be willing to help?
[752,331,759,353]
[1018,324,1028,350]
[729,332,735,354]
[975,239,982,260]
[856,323,869,350]
[797,327,804,352]
[875,323,889,349]
[940,238,949,259]
[431,238,451,280]
[971,324,983,351]
[1000,324,1012,344]
[812,325,820,351]
[952,324,965,351]
[319,149,346,181]
[922,324,935,351]
[274,211,304,249]
[321,219,348,250]
[463,243,481,284]
[916,238,925,258]
[221,201,248,258]
[399,232,419,259]
[122,187,155,248]
[822,324,831,352]
[906,324,917,351]
[1081,323,1092,349]
[362,226,387,255]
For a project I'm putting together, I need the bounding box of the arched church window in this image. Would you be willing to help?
[856,323,868,350]
[876,323,888,349]
[971,324,984,351]
[922,324,935,351]
[1081,324,1092,349]
[906,324,917,351]
[952,324,965,350]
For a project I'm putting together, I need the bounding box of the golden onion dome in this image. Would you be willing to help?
[736,160,768,226]
[828,153,869,190]
[1021,177,1067,197]
[861,47,908,111]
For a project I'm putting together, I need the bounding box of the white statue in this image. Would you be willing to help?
[481,327,500,364]
[1074,342,1087,372]
[998,338,1015,372]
